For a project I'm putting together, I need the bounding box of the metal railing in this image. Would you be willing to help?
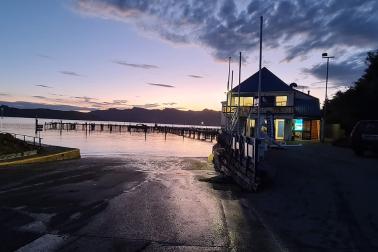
[222,105,294,115]
[217,132,258,173]
[0,131,43,147]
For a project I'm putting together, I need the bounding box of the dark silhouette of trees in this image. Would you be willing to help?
[326,50,378,133]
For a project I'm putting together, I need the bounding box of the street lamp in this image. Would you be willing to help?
[321,52,334,143]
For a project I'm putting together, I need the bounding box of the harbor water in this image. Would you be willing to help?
[0,117,215,157]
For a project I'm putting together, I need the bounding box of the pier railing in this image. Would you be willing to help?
[214,131,259,191]
[0,131,42,147]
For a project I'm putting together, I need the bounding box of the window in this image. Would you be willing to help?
[229,96,254,106]
[275,96,287,106]
[293,119,303,131]
[274,119,285,140]
[254,97,259,106]
[254,96,275,107]
[246,119,255,137]
[241,97,254,106]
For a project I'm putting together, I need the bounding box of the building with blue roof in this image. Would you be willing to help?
[222,67,321,141]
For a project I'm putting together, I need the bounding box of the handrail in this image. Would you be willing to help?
[0,131,43,147]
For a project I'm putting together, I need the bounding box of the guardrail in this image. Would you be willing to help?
[0,131,43,147]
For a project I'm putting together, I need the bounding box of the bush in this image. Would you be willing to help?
[0,133,35,155]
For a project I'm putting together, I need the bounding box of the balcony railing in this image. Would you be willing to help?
[222,105,293,116]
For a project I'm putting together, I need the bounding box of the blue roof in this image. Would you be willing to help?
[231,67,293,93]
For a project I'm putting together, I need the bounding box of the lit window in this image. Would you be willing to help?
[275,96,287,106]
[241,97,254,106]
[230,97,254,106]
[233,97,239,106]
[247,118,255,128]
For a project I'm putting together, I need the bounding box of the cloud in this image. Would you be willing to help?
[188,75,203,78]
[60,71,82,77]
[147,83,174,88]
[75,0,378,62]
[310,84,350,90]
[113,60,158,69]
[36,53,53,59]
[294,85,310,90]
[0,93,10,96]
[162,102,177,105]
[30,95,72,104]
[0,101,93,111]
[303,53,366,85]
[49,93,65,96]
[2,93,130,111]
[112,99,128,104]
[32,95,48,99]
[72,96,97,103]
[70,97,129,108]
[35,84,52,88]
[132,103,160,109]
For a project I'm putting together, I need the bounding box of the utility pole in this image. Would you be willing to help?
[321,53,334,143]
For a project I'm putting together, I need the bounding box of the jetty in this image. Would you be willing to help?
[44,121,220,142]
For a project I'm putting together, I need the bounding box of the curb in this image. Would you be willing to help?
[0,149,81,167]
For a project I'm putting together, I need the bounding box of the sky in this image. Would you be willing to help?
[1,0,377,112]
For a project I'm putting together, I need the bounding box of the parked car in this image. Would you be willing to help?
[350,120,378,155]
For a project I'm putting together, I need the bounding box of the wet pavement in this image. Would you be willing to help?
[3,143,373,252]
[0,156,281,251]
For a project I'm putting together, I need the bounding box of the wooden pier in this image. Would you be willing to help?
[44,121,219,142]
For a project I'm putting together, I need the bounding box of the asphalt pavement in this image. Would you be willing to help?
[2,143,375,252]
[0,155,281,251]
[249,143,378,252]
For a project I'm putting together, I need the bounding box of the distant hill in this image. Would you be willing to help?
[0,105,221,126]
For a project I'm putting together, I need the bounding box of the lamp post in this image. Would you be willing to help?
[321,52,334,143]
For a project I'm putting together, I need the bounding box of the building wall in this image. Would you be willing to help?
[222,90,320,141]
[284,119,293,141]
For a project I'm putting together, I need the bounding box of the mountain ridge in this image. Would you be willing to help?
[0,105,221,126]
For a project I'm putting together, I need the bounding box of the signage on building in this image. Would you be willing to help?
[294,119,303,131]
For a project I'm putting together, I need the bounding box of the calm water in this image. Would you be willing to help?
[0,117,215,157]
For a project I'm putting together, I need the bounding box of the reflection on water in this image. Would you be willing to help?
[0,117,215,157]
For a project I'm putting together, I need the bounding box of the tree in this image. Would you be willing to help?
[326,50,378,133]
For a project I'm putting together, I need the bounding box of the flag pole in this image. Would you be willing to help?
[238,52,242,134]
[225,57,231,130]
[257,16,263,139]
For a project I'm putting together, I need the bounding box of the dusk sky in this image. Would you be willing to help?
[1,0,377,111]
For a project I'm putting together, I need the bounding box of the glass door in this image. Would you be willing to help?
[274,119,285,140]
